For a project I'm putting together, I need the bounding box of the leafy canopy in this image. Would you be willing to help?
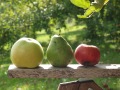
[70,0,109,18]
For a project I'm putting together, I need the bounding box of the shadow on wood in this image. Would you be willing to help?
[57,80,103,90]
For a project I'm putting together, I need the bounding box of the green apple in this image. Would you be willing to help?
[46,35,73,67]
[10,37,44,68]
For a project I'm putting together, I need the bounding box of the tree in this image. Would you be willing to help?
[0,0,120,52]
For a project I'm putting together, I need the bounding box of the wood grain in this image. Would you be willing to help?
[58,80,103,90]
[8,64,120,78]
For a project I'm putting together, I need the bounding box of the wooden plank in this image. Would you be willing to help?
[8,64,120,78]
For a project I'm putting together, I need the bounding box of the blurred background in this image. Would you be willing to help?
[0,0,120,90]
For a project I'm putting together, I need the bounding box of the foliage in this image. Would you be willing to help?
[84,0,120,50]
[70,0,109,18]
[0,0,80,52]
[70,0,90,9]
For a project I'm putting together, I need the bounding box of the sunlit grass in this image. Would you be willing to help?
[36,24,86,42]
[36,33,50,43]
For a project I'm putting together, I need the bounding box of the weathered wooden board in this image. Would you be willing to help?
[8,64,120,78]
[57,80,103,90]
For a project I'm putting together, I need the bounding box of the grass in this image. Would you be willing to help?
[0,24,120,90]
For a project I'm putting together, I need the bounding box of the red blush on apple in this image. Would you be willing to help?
[74,44,100,66]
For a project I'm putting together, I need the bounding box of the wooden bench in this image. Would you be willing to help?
[8,64,120,90]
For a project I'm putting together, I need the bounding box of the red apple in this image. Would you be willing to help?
[74,44,100,66]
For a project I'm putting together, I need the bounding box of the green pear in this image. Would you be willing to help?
[46,35,73,67]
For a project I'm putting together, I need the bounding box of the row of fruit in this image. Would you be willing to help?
[10,34,100,68]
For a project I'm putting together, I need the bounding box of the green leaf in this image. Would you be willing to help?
[77,4,102,18]
[95,0,109,5]
[104,0,109,5]
[70,0,90,9]
[92,3,103,12]
[77,0,109,18]
[92,0,109,12]
[77,5,96,18]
